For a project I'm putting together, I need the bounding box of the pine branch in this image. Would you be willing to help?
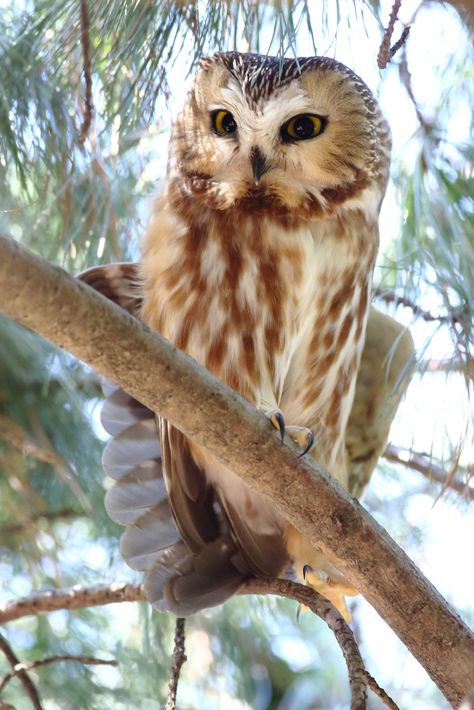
[242,579,398,710]
[384,444,473,501]
[0,634,43,710]
[0,508,82,536]
[0,580,398,710]
[377,0,410,69]
[78,0,93,144]
[0,234,473,706]
[166,618,186,710]
[0,655,117,692]
[0,583,145,624]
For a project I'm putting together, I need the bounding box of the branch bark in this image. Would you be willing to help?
[166,618,187,710]
[0,581,397,710]
[0,655,117,692]
[0,235,473,706]
[0,583,146,624]
[0,634,43,710]
[384,444,474,501]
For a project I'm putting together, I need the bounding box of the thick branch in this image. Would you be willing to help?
[0,235,473,705]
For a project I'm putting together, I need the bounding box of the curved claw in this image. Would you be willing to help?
[303,564,313,580]
[298,431,315,458]
[269,410,285,442]
[286,425,315,457]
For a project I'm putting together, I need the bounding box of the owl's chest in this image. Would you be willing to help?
[142,213,318,392]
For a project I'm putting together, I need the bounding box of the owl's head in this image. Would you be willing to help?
[169,52,390,220]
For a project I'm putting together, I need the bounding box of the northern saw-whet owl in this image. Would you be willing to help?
[79,52,413,620]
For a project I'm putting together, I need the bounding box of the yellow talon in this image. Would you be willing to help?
[304,567,357,623]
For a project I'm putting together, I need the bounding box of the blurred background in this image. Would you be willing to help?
[0,0,472,708]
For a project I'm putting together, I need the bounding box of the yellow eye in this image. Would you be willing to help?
[211,110,237,136]
[281,114,326,142]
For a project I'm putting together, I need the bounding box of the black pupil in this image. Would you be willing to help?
[293,116,315,138]
[221,112,236,133]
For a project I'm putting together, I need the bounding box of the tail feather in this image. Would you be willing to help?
[101,386,152,435]
[120,516,180,571]
[104,466,167,525]
[145,540,246,616]
[100,377,248,615]
[102,419,161,476]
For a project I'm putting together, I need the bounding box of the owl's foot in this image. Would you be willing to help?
[266,410,314,455]
[286,425,314,457]
[303,564,357,623]
[267,409,286,442]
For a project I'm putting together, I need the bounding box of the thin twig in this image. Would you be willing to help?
[420,358,473,375]
[242,578,397,710]
[377,0,401,68]
[0,655,117,692]
[0,508,81,536]
[0,413,93,516]
[363,671,400,710]
[0,634,43,710]
[78,0,93,144]
[384,444,473,501]
[387,26,410,62]
[373,289,467,326]
[0,583,146,625]
[166,618,187,710]
[0,415,65,468]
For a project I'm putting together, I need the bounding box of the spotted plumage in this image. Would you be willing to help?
[79,52,413,619]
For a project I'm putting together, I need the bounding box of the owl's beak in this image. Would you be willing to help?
[250,146,270,184]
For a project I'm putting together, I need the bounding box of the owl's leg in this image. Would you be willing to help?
[284,524,358,622]
[303,564,357,623]
[266,409,314,455]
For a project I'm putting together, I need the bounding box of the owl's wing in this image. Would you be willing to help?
[77,264,257,615]
[346,307,415,497]
[78,263,144,316]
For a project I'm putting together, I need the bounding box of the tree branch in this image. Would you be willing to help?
[384,444,473,501]
[0,634,43,710]
[0,235,473,705]
[166,618,186,710]
[0,583,145,624]
[0,655,117,692]
[0,581,397,710]
[373,288,468,327]
[0,508,82,536]
[377,1,410,69]
[78,0,93,144]
[243,579,398,710]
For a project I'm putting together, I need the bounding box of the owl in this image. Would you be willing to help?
[79,52,413,619]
